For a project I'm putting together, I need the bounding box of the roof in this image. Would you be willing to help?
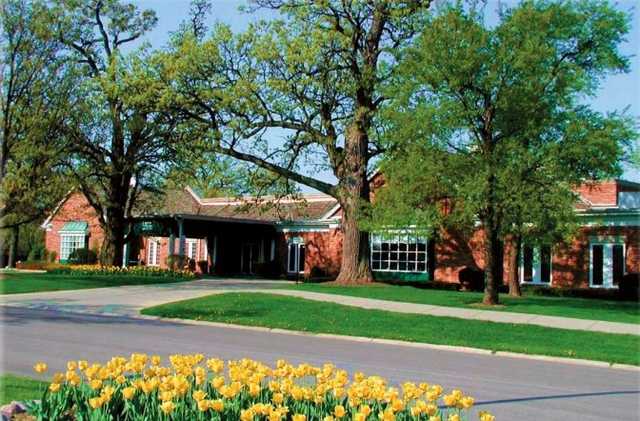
[135,187,339,223]
[59,221,88,233]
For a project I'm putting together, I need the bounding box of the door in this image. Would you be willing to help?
[287,242,305,274]
[241,243,259,274]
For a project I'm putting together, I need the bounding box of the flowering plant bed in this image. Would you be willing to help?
[47,265,196,279]
[28,354,494,420]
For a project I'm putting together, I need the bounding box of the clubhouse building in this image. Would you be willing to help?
[42,177,640,289]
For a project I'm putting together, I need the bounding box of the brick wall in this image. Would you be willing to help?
[279,229,343,277]
[44,193,104,261]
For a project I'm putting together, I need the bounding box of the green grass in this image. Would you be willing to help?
[284,283,640,324]
[0,272,191,295]
[0,374,46,405]
[142,292,640,366]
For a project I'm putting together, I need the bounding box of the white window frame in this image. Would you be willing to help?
[519,245,552,285]
[589,238,625,289]
[370,233,429,273]
[287,240,305,274]
[147,239,160,266]
[60,233,87,261]
[186,239,198,260]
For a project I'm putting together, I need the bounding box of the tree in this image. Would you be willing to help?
[159,0,431,284]
[49,0,183,265]
[370,1,636,304]
[0,0,72,267]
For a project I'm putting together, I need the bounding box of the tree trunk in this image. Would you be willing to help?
[334,119,373,285]
[0,229,6,268]
[334,192,373,285]
[100,206,126,266]
[7,225,19,268]
[482,219,501,305]
[509,235,522,297]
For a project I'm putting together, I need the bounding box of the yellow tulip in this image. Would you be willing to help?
[292,414,306,421]
[210,399,224,412]
[479,411,496,421]
[160,401,175,414]
[122,387,136,400]
[334,404,345,418]
[89,397,104,409]
[48,383,61,393]
[33,362,48,374]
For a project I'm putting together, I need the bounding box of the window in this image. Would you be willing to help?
[287,240,305,274]
[60,234,86,261]
[521,245,551,284]
[590,240,625,288]
[147,239,160,266]
[370,233,428,273]
[186,239,198,260]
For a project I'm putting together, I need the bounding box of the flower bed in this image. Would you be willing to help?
[28,354,494,420]
[47,265,196,279]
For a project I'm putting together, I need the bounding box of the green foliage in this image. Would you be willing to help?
[0,0,72,232]
[369,0,638,301]
[67,248,98,265]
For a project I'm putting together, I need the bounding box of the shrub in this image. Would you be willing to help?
[166,254,188,271]
[458,267,484,292]
[27,245,46,261]
[255,260,282,277]
[619,273,640,301]
[28,354,493,421]
[197,260,209,273]
[68,248,98,265]
[48,265,196,279]
[521,284,634,301]
[47,250,57,263]
[16,261,63,271]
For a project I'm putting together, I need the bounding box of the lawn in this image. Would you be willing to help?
[0,272,191,295]
[284,283,640,324]
[0,374,46,405]
[142,292,640,366]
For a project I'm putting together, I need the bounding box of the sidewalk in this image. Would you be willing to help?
[257,289,640,335]
[1,279,638,335]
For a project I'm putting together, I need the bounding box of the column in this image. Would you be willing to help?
[178,218,186,257]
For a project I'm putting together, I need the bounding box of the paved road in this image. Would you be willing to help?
[2,306,638,420]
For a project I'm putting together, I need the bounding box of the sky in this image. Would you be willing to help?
[133,0,640,186]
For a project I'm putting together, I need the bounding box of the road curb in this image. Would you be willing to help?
[137,313,639,372]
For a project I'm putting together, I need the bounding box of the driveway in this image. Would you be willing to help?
[1,279,639,420]
[1,306,638,421]
[0,278,291,317]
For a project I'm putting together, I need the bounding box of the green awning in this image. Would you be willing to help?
[59,221,88,234]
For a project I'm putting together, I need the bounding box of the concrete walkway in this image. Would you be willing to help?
[1,279,638,335]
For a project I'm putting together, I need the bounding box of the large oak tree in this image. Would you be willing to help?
[49,0,182,265]
[0,0,73,267]
[369,1,636,304]
[159,0,431,283]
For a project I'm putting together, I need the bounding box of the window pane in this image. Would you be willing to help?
[612,245,624,285]
[540,246,551,283]
[288,245,296,272]
[592,245,603,286]
[298,245,305,273]
[523,246,533,283]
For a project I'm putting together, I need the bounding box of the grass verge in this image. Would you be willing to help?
[0,272,191,295]
[0,374,46,405]
[141,292,640,366]
[284,283,640,324]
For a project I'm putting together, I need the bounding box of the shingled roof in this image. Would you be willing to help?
[136,187,339,223]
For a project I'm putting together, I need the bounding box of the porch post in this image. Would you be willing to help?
[122,243,129,268]
[178,218,185,257]
[168,231,175,257]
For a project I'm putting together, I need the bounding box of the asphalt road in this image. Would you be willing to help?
[1,306,638,420]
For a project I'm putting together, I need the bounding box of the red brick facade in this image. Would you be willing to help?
[43,180,639,288]
[43,193,104,259]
